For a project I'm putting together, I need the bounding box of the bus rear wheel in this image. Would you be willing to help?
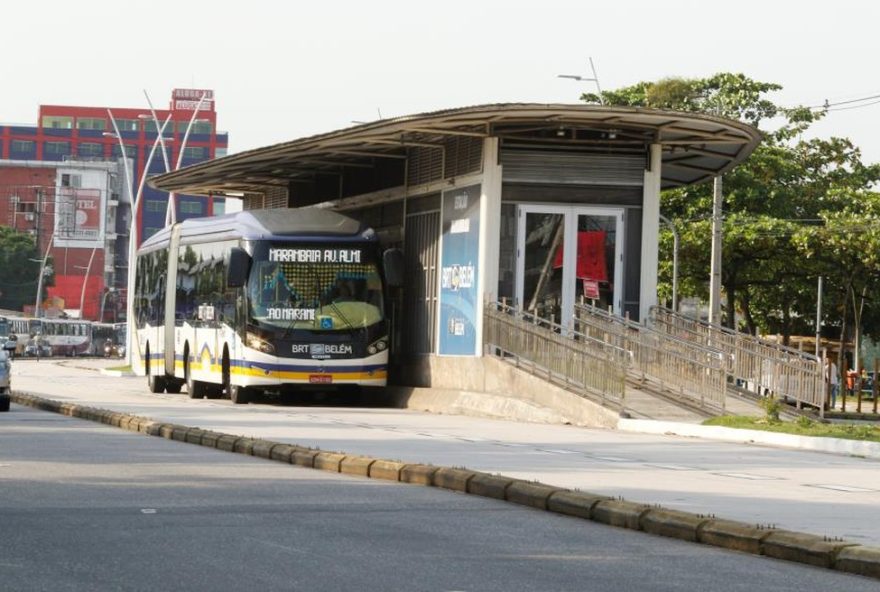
[229,385,250,405]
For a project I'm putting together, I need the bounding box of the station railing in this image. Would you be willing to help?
[483,301,629,409]
[649,306,825,411]
[574,302,728,414]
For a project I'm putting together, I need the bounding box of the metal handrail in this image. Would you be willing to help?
[575,303,728,413]
[649,306,825,409]
[483,301,629,408]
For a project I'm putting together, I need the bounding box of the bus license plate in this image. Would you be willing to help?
[309,375,333,384]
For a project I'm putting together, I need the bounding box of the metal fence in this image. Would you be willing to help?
[574,303,728,413]
[483,301,629,408]
[649,306,825,410]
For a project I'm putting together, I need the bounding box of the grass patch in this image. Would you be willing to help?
[106,365,132,373]
[703,415,880,443]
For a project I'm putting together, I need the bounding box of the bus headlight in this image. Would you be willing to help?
[367,338,388,355]
[246,332,275,355]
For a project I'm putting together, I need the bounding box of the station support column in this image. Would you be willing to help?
[477,137,502,355]
[640,143,662,322]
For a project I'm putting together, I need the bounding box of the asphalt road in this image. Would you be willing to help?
[2,405,878,591]
[8,359,880,549]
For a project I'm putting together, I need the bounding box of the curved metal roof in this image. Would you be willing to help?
[149,103,762,197]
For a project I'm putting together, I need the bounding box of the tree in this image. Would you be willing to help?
[586,73,880,343]
[0,227,43,311]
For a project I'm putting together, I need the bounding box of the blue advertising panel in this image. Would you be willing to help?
[438,184,481,355]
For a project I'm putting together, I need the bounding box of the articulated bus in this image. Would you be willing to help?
[133,208,403,404]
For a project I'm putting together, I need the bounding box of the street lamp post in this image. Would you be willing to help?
[167,92,209,226]
[32,230,55,318]
[74,246,98,320]
[105,111,172,366]
[558,58,604,103]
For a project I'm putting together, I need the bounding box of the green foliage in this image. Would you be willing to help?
[0,227,42,311]
[759,395,782,423]
[704,415,880,442]
[587,72,880,341]
[796,415,814,429]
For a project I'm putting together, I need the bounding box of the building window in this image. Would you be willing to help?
[215,147,227,158]
[10,140,36,153]
[183,146,206,159]
[115,119,140,132]
[144,120,174,136]
[78,143,103,157]
[44,141,71,155]
[145,199,165,212]
[180,201,203,215]
[61,174,82,188]
[178,120,213,134]
[77,118,106,131]
[111,144,137,158]
[41,116,73,129]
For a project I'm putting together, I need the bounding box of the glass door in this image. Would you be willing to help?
[516,205,623,326]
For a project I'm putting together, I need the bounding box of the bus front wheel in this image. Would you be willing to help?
[185,352,207,399]
[146,346,165,393]
[223,350,249,405]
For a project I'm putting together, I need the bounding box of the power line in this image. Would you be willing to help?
[800,93,880,111]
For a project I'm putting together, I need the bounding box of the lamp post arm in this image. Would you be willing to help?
[34,229,55,318]
[78,246,98,320]
[143,89,172,173]
[124,114,172,366]
[166,92,208,227]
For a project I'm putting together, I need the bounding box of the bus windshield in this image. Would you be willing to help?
[247,242,384,331]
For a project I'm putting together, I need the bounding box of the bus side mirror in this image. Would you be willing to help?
[383,248,405,289]
[227,248,251,288]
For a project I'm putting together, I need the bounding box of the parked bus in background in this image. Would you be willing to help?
[40,318,92,356]
[6,317,42,356]
[133,208,403,404]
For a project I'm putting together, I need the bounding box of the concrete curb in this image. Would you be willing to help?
[618,418,880,460]
[10,391,880,581]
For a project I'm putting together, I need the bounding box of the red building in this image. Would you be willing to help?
[0,89,229,320]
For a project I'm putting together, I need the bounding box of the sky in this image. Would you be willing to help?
[4,1,880,163]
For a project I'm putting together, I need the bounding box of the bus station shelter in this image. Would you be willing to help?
[151,103,760,387]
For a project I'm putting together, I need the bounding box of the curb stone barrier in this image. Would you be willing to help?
[546,491,609,519]
[400,464,438,485]
[269,443,297,463]
[369,459,406,481]
[292,448,318,468]
[506,481,563,510]
[9,391,880,581]
[314,451,347,472]
[340,456,376,477]
[639,508,710,543]
[251,440,277,459]
[835,546,880,578]
[697,519,771,554]
[432,467,476,492]
[467,473,514,500]
[591,499,652,530]
[761,531,856,568]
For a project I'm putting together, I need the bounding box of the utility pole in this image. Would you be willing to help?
[709,176,723,325]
